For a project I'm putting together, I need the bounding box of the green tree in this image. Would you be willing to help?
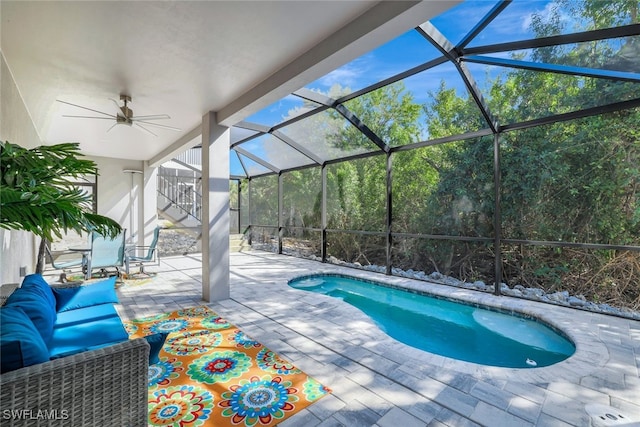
[417,0,639,306]
[325,82,423,264]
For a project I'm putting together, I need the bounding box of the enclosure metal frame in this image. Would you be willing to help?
[230,0,640,294]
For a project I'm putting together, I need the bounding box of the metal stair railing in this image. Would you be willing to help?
[157,173,202,222]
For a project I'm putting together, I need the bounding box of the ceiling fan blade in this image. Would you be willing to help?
[106,123,118,133]
[135,122,158,137]
[130,114,171,120]
[110,98,122,111]
[56,100,115,117]
[135,120,181,131]
[62,115,115,120]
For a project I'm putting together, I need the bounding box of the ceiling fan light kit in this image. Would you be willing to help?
[57,94,181,136]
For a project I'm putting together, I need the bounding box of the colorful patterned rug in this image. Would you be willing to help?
[124,306,331,426]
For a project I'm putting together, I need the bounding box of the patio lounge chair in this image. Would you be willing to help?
[88,230,126,278]
[125,226,161,275]
[44,245,85,283]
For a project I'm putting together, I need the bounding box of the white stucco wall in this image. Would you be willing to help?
[90,156,158,247]
[1,53,41,148]
[1,53,42,284]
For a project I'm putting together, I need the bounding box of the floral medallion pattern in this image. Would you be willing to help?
[187,351,252,384]
[131,311,171,324]
[177,307,213,318]
[256,348,301,375]
[229,330,262,349]
[125,306,331,426]
[148,385,213,427]
[201,315,231,330]
[149,357,184,387]
[218,375,298,426]
[165,330,222,356]
[148,318,191,334]
[302,377,331,401]
[124,323,138,335]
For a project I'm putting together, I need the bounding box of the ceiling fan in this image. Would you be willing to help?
[57,94,181,136]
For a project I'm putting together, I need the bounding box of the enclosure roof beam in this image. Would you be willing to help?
[272,130,324,165]
[500,97,640,132]
[271,101,329,133]
[234,121,271,133]
[335,56,449,105]
[233,150,249,179]
[293,88,337,107]
[457,0,511,49]
[233,147,280,174]
[463,24,640,56]
[463,55,640,83]
[295,87,388,153]
[418,21,499,133]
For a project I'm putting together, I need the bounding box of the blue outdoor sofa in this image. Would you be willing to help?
[0,274,149,426]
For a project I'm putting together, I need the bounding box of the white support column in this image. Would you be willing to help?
[201,111,230,301]
[142,163,158,246]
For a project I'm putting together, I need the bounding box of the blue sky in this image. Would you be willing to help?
[245,0,561,128]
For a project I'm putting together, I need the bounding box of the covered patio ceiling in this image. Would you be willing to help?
[0,1,456,162]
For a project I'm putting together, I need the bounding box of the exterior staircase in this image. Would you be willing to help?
[157,192,201,229]
[157,172,250,253]
[230,233,251,252]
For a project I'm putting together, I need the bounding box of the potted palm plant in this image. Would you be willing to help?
[0,141,122,273]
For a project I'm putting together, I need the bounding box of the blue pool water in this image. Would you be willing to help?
[289,274,575,368]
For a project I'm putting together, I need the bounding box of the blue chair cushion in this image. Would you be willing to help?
[49,315,129,359]
[144,333,168,365]
[0,306,50,373]
[54,303,120,328]
[5,286,57,344]
[53,276,118,312]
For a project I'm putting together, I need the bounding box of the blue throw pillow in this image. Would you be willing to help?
[5,286,57,343]
[21,274,56,310]
[144,333,168,365]
[0,306,50,373]
[53,276,118,312]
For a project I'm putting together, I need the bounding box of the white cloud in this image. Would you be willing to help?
[316,54,375,90]
[521,1,573,33]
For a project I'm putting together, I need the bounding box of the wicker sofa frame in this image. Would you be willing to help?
[0,338,149,427]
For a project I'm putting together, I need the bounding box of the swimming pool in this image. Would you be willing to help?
[288,274,575,368]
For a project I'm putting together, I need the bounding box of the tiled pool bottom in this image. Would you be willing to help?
[103,251,640,426]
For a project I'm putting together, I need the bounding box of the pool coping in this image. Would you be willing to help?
[287,268,611,384]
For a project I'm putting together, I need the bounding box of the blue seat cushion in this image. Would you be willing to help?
[54,303,120,328]
[144,333,168,365]
[0,306,50,373]
[53,276,118,312]
[49,315,129,359]
[5,286,56,344]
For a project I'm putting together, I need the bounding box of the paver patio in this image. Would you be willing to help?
[104,251,640,426]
